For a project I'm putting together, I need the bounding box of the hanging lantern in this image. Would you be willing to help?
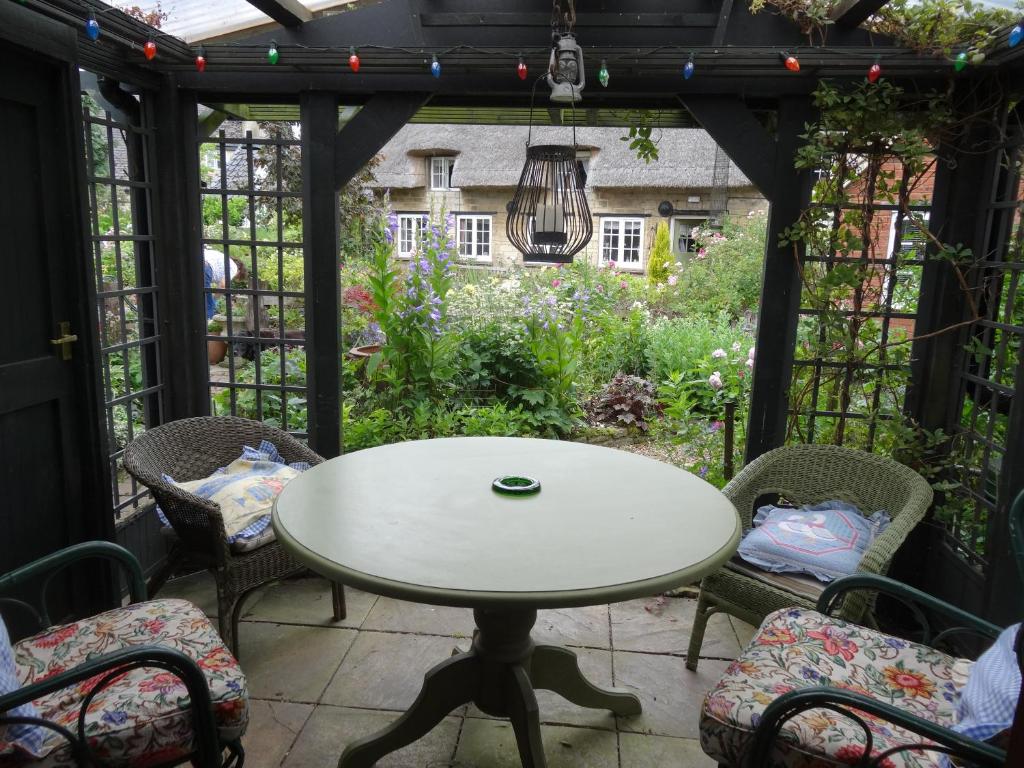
[348,47,360,72]
[683,54,695,80]
[143,39,157,60]
[517,56,528,80]
[85,11,100,41]
[195,46,207,72]
[507,145,592,264]
[547,34,585,102]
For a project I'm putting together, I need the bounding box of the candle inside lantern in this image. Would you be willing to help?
[534,204,567,245]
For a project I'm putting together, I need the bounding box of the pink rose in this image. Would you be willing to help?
[620,281,628,290]
[708,371,724,390]
[552,279,561,288]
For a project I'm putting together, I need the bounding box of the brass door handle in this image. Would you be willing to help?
[50,321,78,360]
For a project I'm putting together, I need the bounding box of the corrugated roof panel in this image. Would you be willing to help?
[122,0,358,43]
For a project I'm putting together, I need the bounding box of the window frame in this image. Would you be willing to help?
[395,212,428,259]
[670,216,706,258]
[429,156,457,191]
[599,216,646,270]
[456,214,492,262]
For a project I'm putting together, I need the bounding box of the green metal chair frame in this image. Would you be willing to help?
[0,541,240,767]
[122,416,346,657]
[742,487,1024,767]
[687,443,933,671]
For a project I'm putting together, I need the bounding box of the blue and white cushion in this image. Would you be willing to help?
[954,622,1022,742]
[0,614,44,757]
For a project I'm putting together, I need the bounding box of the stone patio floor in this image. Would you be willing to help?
[162,572,756,768]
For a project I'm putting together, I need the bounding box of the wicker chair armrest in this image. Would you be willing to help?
[746,686,1006,767]
[817,573,1003,647]
[270,429,324,466]
[0,542,146,631]
[0,646,221,767]
[722,452,778,529]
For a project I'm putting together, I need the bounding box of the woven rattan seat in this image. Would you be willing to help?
[686,443,933,671]
[122,416,345,657]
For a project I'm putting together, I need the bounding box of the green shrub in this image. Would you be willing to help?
[646,221,672,285]
[648,314,753,383]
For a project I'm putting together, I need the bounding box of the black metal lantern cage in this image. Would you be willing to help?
[506,144,593,264]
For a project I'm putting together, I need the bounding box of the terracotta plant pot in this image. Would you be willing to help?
[207,339,228,365]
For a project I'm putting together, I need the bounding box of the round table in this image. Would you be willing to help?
[273,437,740,768]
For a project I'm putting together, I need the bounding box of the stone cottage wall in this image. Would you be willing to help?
[386,185,767,270]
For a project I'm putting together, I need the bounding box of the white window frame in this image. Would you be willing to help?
[670,216,705,259]
[456,214,492,262]
[429,156,457,191]
[883,210,929,309]
[600,216,645,270]
[395,213,428,259]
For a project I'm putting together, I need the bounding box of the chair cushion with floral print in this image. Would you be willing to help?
[8,598,248,767]
[700,608,970,768]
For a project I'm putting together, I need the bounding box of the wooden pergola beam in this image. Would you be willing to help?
[245,0,313,27]
[333,92,430,189]
[829,0,890,28]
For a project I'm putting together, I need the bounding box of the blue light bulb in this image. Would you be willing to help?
[1010,23,1023,48]
[683,58,694,80]
[85,15,100,41]
[430,55,441,78]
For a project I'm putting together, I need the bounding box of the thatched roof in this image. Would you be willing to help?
[368,125,752,190]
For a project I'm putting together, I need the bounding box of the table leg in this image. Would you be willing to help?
[530,644,642,716]
[506,665,547,768]
[337,651,480,768]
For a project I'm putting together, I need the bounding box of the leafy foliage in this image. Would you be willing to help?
[646,221,673,286]
[585,374,659,432]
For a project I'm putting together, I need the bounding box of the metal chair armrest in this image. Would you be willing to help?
[817,573,1003,645]
[0,645,222,767]
[748,686,1006,768]
[0,542,146,628]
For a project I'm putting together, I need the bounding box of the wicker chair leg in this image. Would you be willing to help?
[686,591,717,672]
[331,582,346,621]
[214,572,239,659]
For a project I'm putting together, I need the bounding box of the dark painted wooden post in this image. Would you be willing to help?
[744,96,816,461]
[301,91,342,458]
[151,78,208,421]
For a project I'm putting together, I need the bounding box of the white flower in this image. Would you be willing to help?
[667,274,678,286]
[746,358,754,369]
[708,371,724,390]
[711,348,727,360]
[731,341,741,352]
[748,346,756,360]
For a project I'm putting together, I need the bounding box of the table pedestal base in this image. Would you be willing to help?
[338,607,641,768]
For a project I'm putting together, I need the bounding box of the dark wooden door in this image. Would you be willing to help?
[0,16,113,627]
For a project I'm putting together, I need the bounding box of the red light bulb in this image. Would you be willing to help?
[784,54,800,72]
[195,47,206,72]
[143,40,157,61]
[348,47,360,73]
[868,62,881,83]
[517,58,527,80]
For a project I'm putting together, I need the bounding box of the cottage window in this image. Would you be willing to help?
[457,215,491,261]
[396,213,428,258]
[430,156,456,191]
[600,217,644,269]
[671,217,704,257]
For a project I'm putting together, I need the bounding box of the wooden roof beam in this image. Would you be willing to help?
[829,0,890,29]
[245,0,313,28]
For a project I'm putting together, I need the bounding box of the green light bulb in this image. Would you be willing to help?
[598,60,609,88]
[953,51,968,72]
[268,42,280,65]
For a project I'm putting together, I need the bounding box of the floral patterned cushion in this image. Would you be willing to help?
[700,608,970,768]
[7,599,248,767]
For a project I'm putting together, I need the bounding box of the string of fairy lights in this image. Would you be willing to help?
[69,2,1024,81]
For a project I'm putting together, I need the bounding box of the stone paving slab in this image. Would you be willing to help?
[242,622,357,702]
[281,705,462,768]
[532,605,611,649]
[618,732,717,767]
[609,596,742,658]
[613,651,730,739]
[321,631,467,711]
[362,596,476,637]
[455,720,619,768]
[242,700,313,768]
[242,576,378,629]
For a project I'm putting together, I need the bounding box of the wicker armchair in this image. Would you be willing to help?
[686,443,933,671]
[122,416,345,657]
